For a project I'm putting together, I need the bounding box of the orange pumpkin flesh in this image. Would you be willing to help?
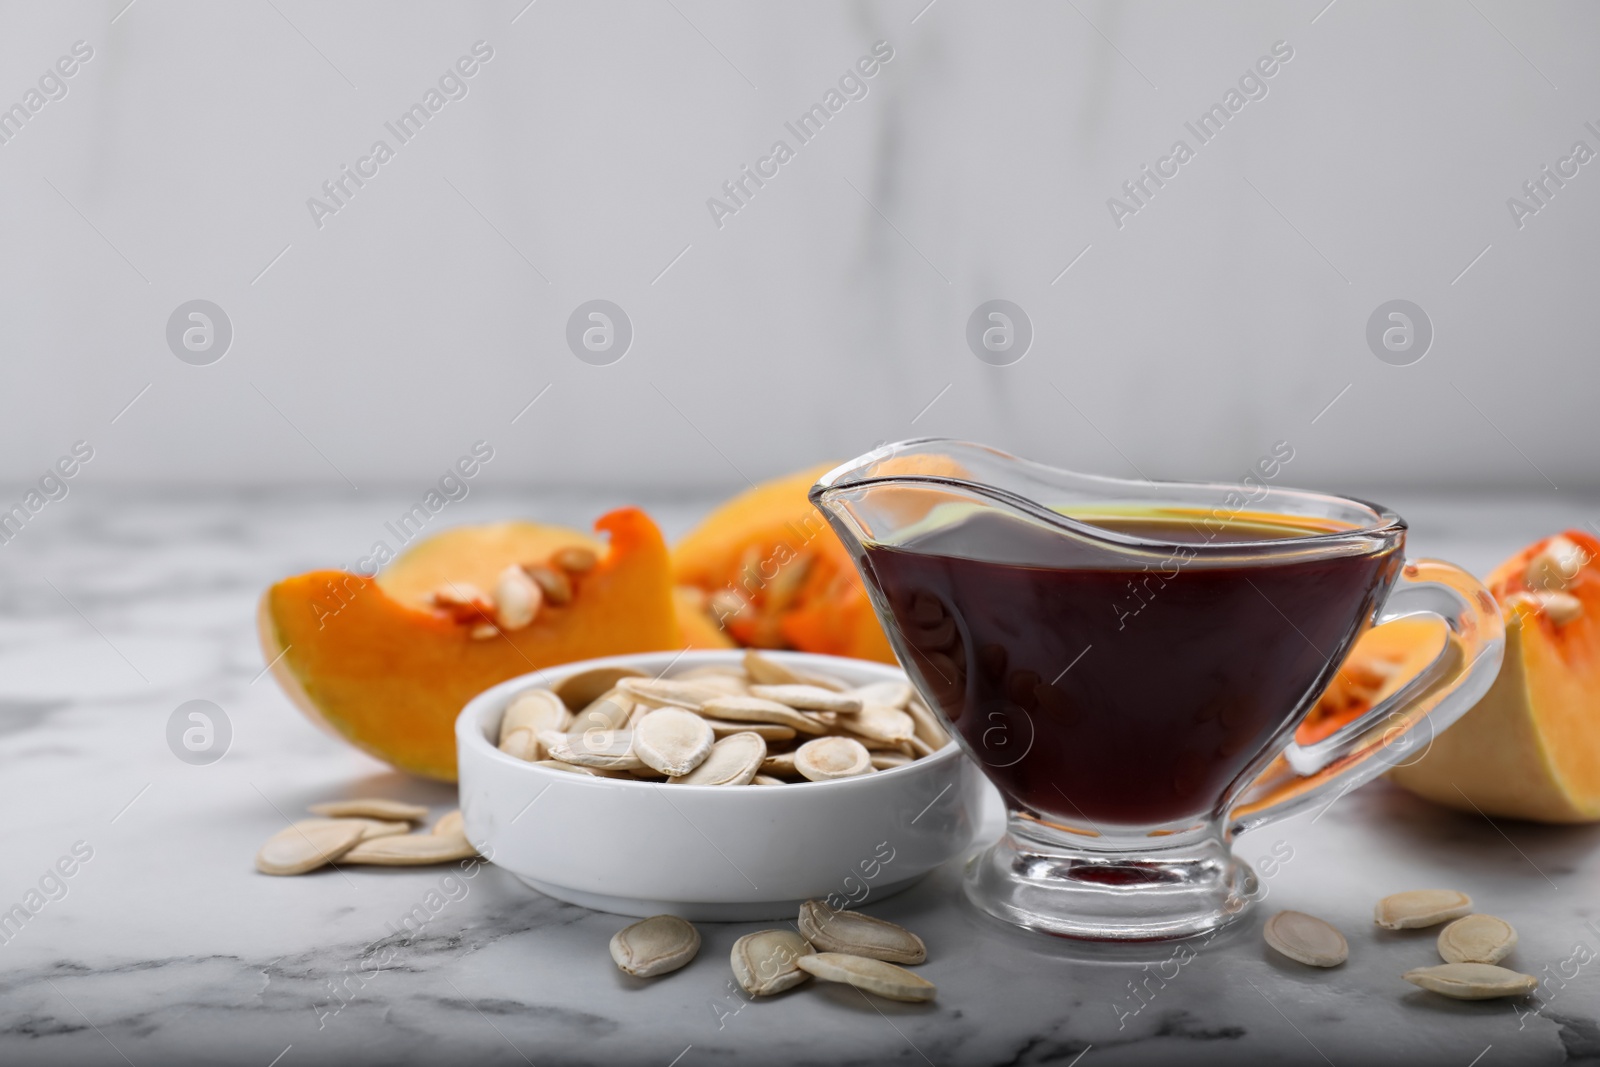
[1319,530,1600,822]
[672,587,736,650]
[259,507,680,780]
[671,463,898,664]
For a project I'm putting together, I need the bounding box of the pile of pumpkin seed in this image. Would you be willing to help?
[496,650,951,784]
[609,899,936,1002]
[1264,889,1536,1000]
[254,798,475,876]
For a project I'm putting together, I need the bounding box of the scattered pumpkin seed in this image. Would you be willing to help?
[610,915,700,977]
[342,831,477,866]
[256,820,367,876]
[1438,914,1517,965]
[795,953,936,1002]
[1375,890,1473,929]
[1403,963,1537,1000]
[296,817,413,842]
[799,900,927,964]
[731,930,814,995]
[307,798,428,822]
[1263,910,1348,967]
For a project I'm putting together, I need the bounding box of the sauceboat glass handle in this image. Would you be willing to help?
[1228,558,1505,835]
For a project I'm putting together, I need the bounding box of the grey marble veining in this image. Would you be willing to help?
[1,488,1598,1066]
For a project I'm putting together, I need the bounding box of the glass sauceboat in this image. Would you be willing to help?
[811,439,1504,940]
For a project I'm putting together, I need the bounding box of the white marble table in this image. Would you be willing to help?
[2,488,1598,1066]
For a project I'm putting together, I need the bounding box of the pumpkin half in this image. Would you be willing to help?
[258,507,680,780]
[1316,530,1600,823]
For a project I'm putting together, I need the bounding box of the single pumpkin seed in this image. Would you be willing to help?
[553,667,646,711]
[795,953,936,1002]
[308,798,428,822]
[256,820,367,876]
[741,649,847,691]
[906,697,951,748]
[870,752,913,770]
[553,545,598,574]
[493,564,543,631]
[523,563,573,606]
[532,759,630,778]
[429,582,494,620]
[669,732,766,785]
[633,708,716,777]
[751,774,786,786]
[610,915,700,977]
[541,729,644,770]
[1375,889,1473,929]
[1403,962,1537,1000]
[297,817,413,841]
[707,720,797,741]
[798,900,927,963]
[1438,914,1517,965]
[794,736,874,781]
[1537,591,1583,625]
[731,930,814,995]
[431,810,464,837]
[1264,910,1348,967]
[664,670,748,695]
[760,751,799,776]
[569,690,636,734]
[342,830,477,866]
[498,725,545,761]
[841,705,916,744]
[1525,536,1585,591]
[699,695,829,735]
[907,735,937,758]
[468,623,499,640]
[500,688,572,742]
[747,684,862,714]
[618,677,728,709]
[850,681,914,709]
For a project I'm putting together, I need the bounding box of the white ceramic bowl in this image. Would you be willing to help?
[456,650,989,920]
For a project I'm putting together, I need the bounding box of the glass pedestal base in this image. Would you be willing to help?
[963,817,1258,941]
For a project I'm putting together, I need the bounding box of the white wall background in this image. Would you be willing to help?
[1,0,1595,496]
